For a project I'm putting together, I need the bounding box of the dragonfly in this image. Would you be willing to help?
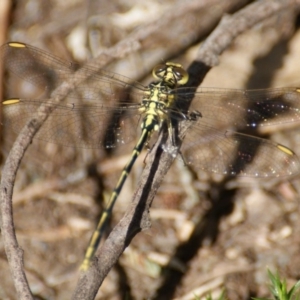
[1,42,300,270]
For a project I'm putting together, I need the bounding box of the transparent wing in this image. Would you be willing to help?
[175,86,300,129]
[1,42,146,93]
[181,122,299,177]
[2,99,142,148]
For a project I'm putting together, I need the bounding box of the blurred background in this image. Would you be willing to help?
[1,0,300,299]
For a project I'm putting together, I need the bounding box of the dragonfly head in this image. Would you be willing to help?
[152,62,188,87]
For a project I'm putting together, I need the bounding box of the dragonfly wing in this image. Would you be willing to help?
[175,87,300,129]
[2,99,141,148]
[180,122,300,177]
[0,42,146,93]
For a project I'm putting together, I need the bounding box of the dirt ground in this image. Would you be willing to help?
[1,0,300,299]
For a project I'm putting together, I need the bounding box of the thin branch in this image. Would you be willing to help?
[1,120,43,300]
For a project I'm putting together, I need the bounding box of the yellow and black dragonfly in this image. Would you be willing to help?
[1,42,300,270]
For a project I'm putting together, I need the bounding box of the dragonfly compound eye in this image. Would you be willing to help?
[172,66,188,85]
[152,64,167,80]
